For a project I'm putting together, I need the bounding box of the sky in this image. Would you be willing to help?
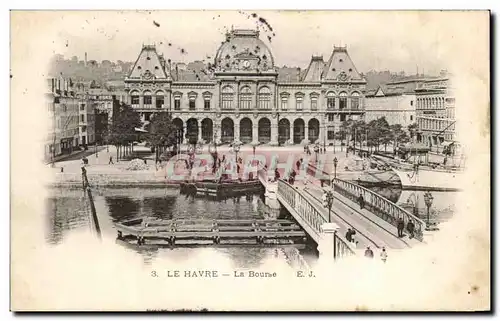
[35,10,484,74]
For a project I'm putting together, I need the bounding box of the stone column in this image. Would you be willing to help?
[152,95,156,109]
[197,122,202,143]
[234,122,240,143]
[269,117,278,146]
[317,222,341,263]
[304,124,309,144]
[182,124,187,145]
[139,95,144,109]
[252,123,259,145]
[290,122,294,145]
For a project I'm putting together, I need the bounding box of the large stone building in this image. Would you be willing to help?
[415,76,456,148]
[364,80,419,128]
[124,29,366,146]
[45,77,80,162]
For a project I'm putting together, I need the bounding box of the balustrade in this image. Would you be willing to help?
[277,180,355,257]
[332,178,425,241]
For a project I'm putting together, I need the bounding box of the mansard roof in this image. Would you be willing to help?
[127,45,170,80]
[302,55,325,82]
[322,46,365,82]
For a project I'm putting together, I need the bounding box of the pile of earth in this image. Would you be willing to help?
[126,158,149,171]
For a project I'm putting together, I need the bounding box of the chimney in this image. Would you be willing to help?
[85,52,88,66]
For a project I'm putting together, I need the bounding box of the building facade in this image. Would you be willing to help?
[124,29,367,146]
[364,83,417,128]
[45,78,80,162]
[415,77,456,147]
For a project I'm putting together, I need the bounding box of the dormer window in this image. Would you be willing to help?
[225,54,231,59]
[332,68,336,71]
[263,55,267,60]
[146,57,151,60]
[339,59,343,62]
[137,66,142,70]
[349,68,352,72]
[155,66,159,70]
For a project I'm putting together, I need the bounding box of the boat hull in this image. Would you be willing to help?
[392,168,463,191]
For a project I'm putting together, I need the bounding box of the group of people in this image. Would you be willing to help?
[396,217,416,239]
[364,246,388,263]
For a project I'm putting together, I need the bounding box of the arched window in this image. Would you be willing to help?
[339,92,348,110]
[155,90,164,109]
[239,86,252,110]
[258,86,271,110]
[351,92,360,110]
[143,90,152,106]
[221,86,234,110]
[327,91,336,109]
[130,90,140,106]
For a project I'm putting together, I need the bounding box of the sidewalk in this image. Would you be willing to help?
[301,179,421,249]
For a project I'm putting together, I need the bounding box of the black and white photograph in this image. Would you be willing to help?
[10,9,490,311]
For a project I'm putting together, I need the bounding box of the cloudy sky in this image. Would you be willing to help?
[36,10,487,74]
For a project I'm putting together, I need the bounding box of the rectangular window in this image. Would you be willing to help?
[311,98,318,110]
[80,114,85,122]
[281,98,288,110]
[327,113,335,122]
[410,115,413,121]
[189,99,196,110]
[144,113,151,121]
[144,96,152,105]
[327,129,335,140]
[296,97,303,110]
[80,104,85,111]
[204,100,211,110]
[174,98,181,110]
[410,100,414,106]
[327,98,335,109]
[82,126,87,132]
[54,97,60,104]
[340,114,346,122]
[131,95,139,105]
[222,94,233,109]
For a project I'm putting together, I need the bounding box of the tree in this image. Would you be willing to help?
[390,124,410,154]
[145,112,178,161]
[106,102,141,160]
[408,122,419,141]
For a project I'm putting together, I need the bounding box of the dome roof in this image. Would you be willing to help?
[214,29,275,72]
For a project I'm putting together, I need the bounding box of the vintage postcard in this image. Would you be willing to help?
[10,10,490,311]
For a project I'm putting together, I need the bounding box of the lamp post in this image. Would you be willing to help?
[333,157,338,179]
[277,112,280,147]
[323,190,334,223]
[423,191,434,230]
[95,141,98,159]
[314,144,319,163]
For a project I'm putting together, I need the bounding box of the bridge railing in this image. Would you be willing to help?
[332,178,426,241]
[277,179,356,258]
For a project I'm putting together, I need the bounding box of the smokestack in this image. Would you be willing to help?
[85,52,88,66]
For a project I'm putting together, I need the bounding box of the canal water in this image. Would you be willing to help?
[45,186,460,267]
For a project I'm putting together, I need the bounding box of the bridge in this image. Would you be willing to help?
[258,164,426,259]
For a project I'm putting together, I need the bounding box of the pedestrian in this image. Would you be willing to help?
[345,228,353,242]
[364,246,374,258]
[397,217,405,238]
[407,219,415,239]
[275,168,280,180]
[380,247,388,263]
[358,195,365,209]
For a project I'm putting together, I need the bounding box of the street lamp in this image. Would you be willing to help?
[314,144,319,163]
[322,190,334,223]
[333,157,338,179]
[95,141,98,159]
[423,191,434,230]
